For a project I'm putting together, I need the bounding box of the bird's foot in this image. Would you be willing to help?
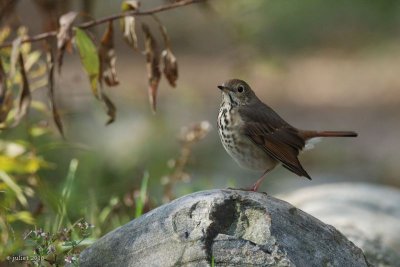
[250,183,260,191]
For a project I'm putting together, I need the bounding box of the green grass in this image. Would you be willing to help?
[135,172,149,218]
[54,159,79,233]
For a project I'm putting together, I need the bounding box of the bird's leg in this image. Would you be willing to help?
[249,168,272,192]
[226,168,272,192]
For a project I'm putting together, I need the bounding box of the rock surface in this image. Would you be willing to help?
[80,189,370,267]
[280,183,400,267]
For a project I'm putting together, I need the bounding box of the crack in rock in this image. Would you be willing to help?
[206,195,293,266]
[171,193,293,266]
[203,197,238,262]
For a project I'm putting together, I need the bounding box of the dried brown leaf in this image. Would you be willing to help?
[100,88,116,125]
[142,23,161,113]
[0,91,12,124]
[152,15,178,88]
[0,57,6,101]
[121,0,140,51]
[10,37,21,77]
[99,21,119,87]
[162,49,178,87]
[0,58,13,124]
[152,15,170,48]
[56,11,78,73]
[12,53,31,127]
[122,16,138,51]
[47,51,64,138]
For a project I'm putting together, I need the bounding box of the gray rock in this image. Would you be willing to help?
[80,189,370,267]
[280,183,400,267]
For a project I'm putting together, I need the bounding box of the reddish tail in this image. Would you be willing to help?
[300,130,358,140]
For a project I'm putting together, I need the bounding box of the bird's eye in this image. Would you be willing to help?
[237,85,244,93]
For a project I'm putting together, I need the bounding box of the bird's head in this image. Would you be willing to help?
[218,79,256,106]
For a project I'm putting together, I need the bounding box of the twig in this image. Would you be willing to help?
[0,0,206,49]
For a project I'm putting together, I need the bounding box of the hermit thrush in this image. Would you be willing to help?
[217,79,357,191]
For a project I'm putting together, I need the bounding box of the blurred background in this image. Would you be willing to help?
[1,0,400,262]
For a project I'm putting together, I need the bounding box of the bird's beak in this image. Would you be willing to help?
[217,85,234,92]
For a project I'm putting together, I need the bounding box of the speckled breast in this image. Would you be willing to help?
[217,101,276,171]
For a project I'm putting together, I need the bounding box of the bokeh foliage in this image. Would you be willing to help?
[218,0,400,54]
[0,1,202,264]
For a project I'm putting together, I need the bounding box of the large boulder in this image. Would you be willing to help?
[80,189,369,266]
[280,183,400,267]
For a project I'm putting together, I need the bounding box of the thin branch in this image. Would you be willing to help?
[0,0,205,49]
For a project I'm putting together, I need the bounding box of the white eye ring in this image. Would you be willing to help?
[238,85,244,93]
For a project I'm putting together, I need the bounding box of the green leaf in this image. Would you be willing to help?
[0,171,28,207]
[74,28,100,98]
[99,196,119,224]
[0,155,49,174]
[6,211,35,224]
[25,51,41,71]
[121,0,140,11]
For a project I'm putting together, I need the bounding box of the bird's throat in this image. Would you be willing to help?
[222,92,238,107]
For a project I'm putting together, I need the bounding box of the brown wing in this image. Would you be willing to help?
[239,103,311,179]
